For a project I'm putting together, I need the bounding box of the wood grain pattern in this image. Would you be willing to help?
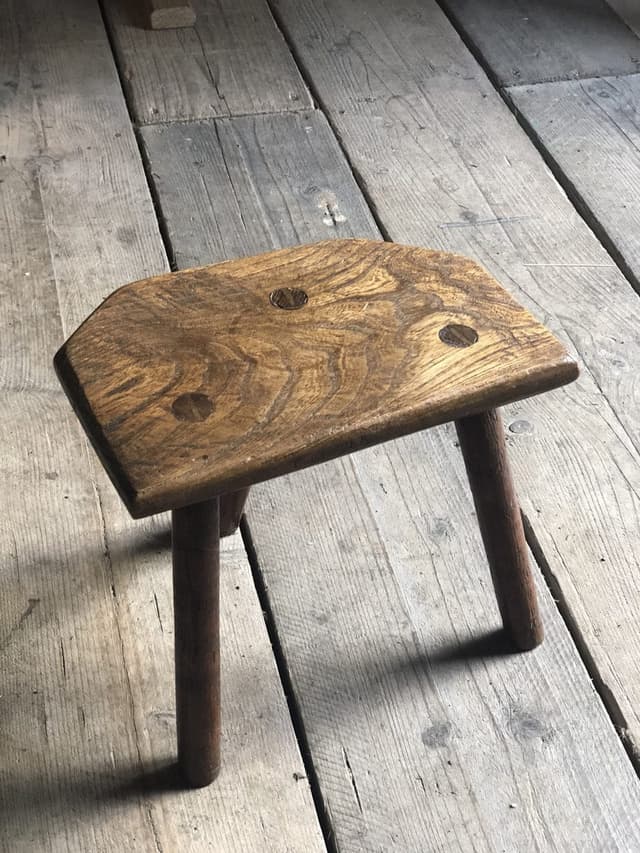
[0,0,325,848]
[102,0,311,123]
[55,239,577,517]
[441,0,640,85]
[456,409,543,650]
[140,110,381,535]
[509,74,640,294]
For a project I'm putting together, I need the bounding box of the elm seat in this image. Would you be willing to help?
[54,239,576,518]
[54,239,579,789]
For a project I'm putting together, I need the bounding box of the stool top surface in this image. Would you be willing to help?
[54,240,578,517]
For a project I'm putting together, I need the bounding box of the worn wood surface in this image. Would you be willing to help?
[143,109,640,849]
[0,1,165,391]
[55,239,576,517]
[7,0,640,848]
[510,73,640,294]
[173,498,221,787]
[144,0,196,29]
[455,409,543,650]
[247,445,640,852]
[140,112,376,269]
[102,0,311,123]
[271,0,640,764]
[440,0,640,85]
[0,0,325,849]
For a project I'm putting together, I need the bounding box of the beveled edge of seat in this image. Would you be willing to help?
[54,239,580,518]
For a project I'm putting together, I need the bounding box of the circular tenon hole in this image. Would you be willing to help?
[171,392,214,422]
[438,323,478,348]
[269,287,308,309]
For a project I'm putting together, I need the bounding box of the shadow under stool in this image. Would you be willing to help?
[54,239,579,787]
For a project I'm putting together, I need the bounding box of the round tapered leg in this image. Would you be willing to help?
[172,497,221,787]
[455,409,543,650]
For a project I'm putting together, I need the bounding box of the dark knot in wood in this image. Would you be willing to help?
[172,392,214,422]
[439,323,478,348]
[270,287,308,309]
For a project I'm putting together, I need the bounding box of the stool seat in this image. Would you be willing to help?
[54,239,577,518]
[55,238,579,787]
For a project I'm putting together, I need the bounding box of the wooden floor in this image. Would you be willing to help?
[3,0,640,849]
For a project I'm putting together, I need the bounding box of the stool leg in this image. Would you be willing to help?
[172,498,221,787]
[455,409,543,651]
[220,488,250,537]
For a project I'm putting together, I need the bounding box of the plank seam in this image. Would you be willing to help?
[132,105,318,128]
[433,0,640,776]
[240,517,336,853]
[100,0,313,124]
[435,0,640,298]
[607,0,640,39]
[437,1,640,87]
[265,0,640,502]
[262,0,394,244]
[507,72,640,92]
[522,509,640,771]
[503,69,640,87]
[96,0,176,270]
[560,325,640,460]
[502,86,640,296]
[433,0,640,460]
[265,0,640,796]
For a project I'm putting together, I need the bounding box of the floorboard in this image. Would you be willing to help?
[267,0,640,761]
[102,0,312,123]
[0,1,325,849]
[139,112,378,267]
[439,0,640,85]
[441,2,640,303]
[6,0,640,847]
[508,74,640,295]
[143,108,640,850]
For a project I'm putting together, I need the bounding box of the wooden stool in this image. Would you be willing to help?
[54,239,578,787]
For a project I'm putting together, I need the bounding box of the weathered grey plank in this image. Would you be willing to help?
[0,1,325,849]
[0,393,158,852]
[269,0,640,763]
[84,471,327,853]
[440,0,640,85]
[0,395,323,852]
[140,112,378,267]
[0,3,166,389]
[102,0,311,123]
[509,74,640,293]
[246,432,640,852]
[143,109,640,849]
